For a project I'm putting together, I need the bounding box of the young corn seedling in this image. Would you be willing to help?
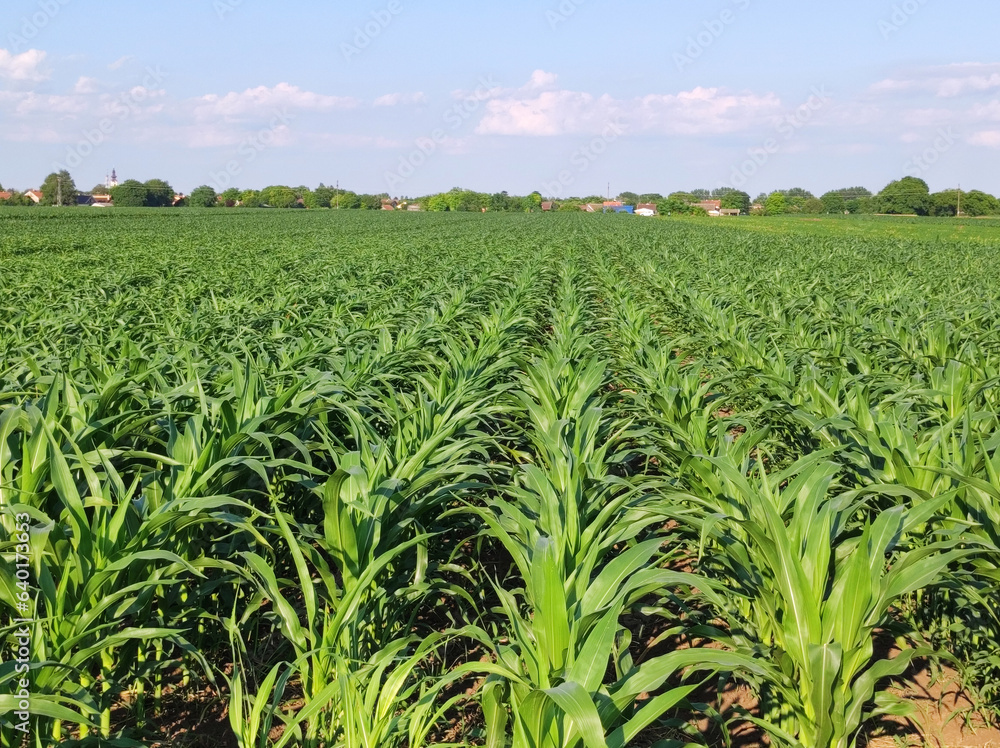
[680,447,977,748]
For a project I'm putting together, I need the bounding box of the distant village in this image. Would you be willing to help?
[0,164,767,215]
[3,170,989,217]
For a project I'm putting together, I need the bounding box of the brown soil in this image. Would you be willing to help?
[697,661,1000,748]
[109,654,999,747]
[865,660,1000,748]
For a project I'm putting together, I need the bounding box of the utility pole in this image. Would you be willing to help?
[336,180,340,209]
[957,184,961,217]
[56,175,62,207]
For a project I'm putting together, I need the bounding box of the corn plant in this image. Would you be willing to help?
[677,446,977,748]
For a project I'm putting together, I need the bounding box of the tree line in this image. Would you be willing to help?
[595,179,999,217]
[2,172,998,217]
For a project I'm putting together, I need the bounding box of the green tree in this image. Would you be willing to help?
[820,191,846,214]
[803,197,825,214]
[490,191,517,212]
[962,190,1000,216]
[358,194,383,210]
[221,187,241,206]
[930,189,1000,217]
[0,190,34,206]
[838,186,872,200]
[144,179,175,207]
[850,197,874,214]
[658,197,707,216]
[783,187,815,200]
[259,185,298,208]
[453,190,487,212]
[425,193,449,212]
[40,171,79,206]
[334,190,361,209]
[110,180,148,207]
[189,185,218,208]
[308,186,335,209]
[764,192,788,216]
[459,190,490,213]
[91,184,110,196]
[875,177,931,215]
[930,190,960,217]
[617,191,639,206]
[638,193,663,203]
[240,189,262,208]
[720,190,751,214]
[689,188,711,199]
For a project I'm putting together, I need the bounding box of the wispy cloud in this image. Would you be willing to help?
[373,91,427,107]
[73,76,100,94]
[871,63,1000,98]
[192,82,358,121]
[969,130,1000,148]
[108,56,134,71]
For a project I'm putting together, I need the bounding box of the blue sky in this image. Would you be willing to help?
[2,0,999,198]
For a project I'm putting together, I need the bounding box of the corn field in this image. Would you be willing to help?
[0,209,997,747]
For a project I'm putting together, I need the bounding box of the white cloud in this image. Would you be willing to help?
[74,76,100,94]
[525,70,559,90]
[0,49,49,83]
[4,91,89,117]
[0,74,397,150]
[477,90,613,136]
[193,83,358,121]
[897,107,958,127]
[971,100,1000,121]
[871,63,1000,98]
[969,130,1000,148]
[475,73,781,137]
[638,88,782,135]
[373,91,427,107]
[108,56,133,71]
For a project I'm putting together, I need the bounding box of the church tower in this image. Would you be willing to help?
[107,169,118,188]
